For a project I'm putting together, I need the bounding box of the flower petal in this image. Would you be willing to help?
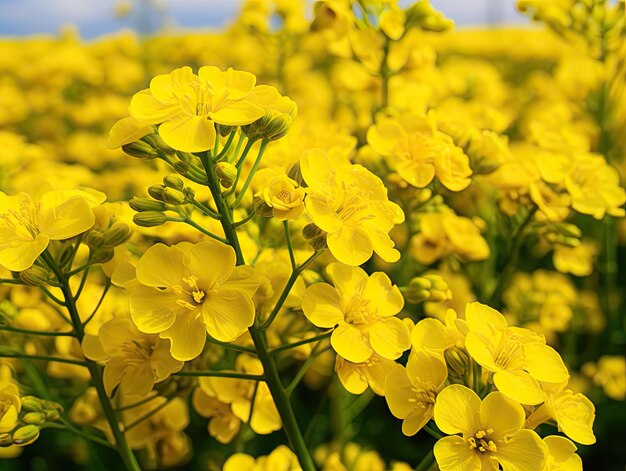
[160,311,207,361]
[331,324,372,363]
[159,115,216,153]
[493,370,544,405]
[496,429,548,471]
[480,391,524,440]
[211,101,265,126]
[136,243,187,289]
[327,226,373,266]
[524,343,569,384]
[203,290,255,342]
[129,89,182,124]
[369,317,410,360]
[301,283,343,328]
[129,285,180,334]
[434,384,481,436]
[434,435,481,471]
[364,271,403,317]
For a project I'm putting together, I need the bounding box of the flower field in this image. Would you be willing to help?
[0,1,625,470]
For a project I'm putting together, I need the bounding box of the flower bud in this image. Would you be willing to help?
[309,234,327,251]
[23,412,46,425]
[142,133,175,156]
[129,197,166,213]
[12,425,40,446]
[121,140,157,159]
[253,196,274,217]
[84,230,104,249]
[44,409,60,421]
[133,211,168,227]
[161,187,187,205]
[215,162,238,189]
[183,187,196,201]
[103,223,132,247]
[302,223,323,240]
[444,346,470,383]
[173,160,190,175]
[19,266,51,286]
[148,184,166,201]
[20,396,44,412]
[91,247,115,264]
[163,175,184,191]
[216,124,235,137]
[0,433,13,447]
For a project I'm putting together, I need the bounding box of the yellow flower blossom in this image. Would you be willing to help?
[385,351,448,436]
[198,355,281,435]
[0,366,20,433]
[259,175,305,220]
[367,113,472,192]
[192,388,241,444]
[127,241,259,361]
[302,263,409,363]
[129,66,265,152]
[410,309,467,356]
[582,355,626,401]
[553,241,597,277]
[433,384,547,471]
[543,436,582,471]
[82,317,183,397]
[464,302,569,405]
[335,353,395,395]
[0,189,101,271]
[526,381,596,445]
[301,148,404,266]
[224,445,301,471]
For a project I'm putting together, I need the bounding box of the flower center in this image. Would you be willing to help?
[120,338,153,365]
[276,189,291,203]
[0,198,41,238]
[174,275,207,310]
[494,330,524,369]
[344,294,377,326]
[333,182,374,226]
[468,429,497,453]
[408,381,438,409]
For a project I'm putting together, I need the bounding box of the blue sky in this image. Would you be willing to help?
[0,0,526,38]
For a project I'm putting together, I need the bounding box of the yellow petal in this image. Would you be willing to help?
[326,263,368,296]
[544,436,578,465]
[203,290,255,342]
[402,407,434,437]
[136,243,186,288]
[301,283,343,328]
[465,302,507,337]
[336,357,368,395]
[129,89,182,124]
[304,194,342,233]
[211,101,265,126]
[493,369,544,405]
[160,311,207,361]
[198,66,257,100]
[369,317,410,360]
[411,318,452,354]
[107,116,153,149]
[150,66,196,103]
[0,233,49,272]
[406,351,448,389]
[129,285,180,333]
[465,332,499,372]
[331,324,372,363]
[38,197,95,240]
[187,241,236,288]
[385,364,415,420]
[496,429,547,471]
[434,385,481,436]
[524,343,569,384]
[480,392,524,440]
[364,272,403,317]
[327,226,373,266]
[159,115,217,153]
[434,435,481,471]
[366,120,405,156]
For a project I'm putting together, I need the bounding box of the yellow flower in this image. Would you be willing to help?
[82,317,183,397]
[192,388,241,444]
[433,384,548,471]
[127,241,259,361]
[129,66,265,152]
[552,241,597,277]
[543,436,582,471]
[367,113,472,192]
[526,382,596,445]
[583,355,626,401]
[224,445,301,471]
[0,366,20,433]
[107,116,153,149]
[0,190,100,272]
[335,353,396,395]
[385,351,448,436]
[301,148,404,266]
[464,302,569,405]
[410,309,467,356]
[259,175,305,220]
[302,263,409,363]
[198,354,281,435]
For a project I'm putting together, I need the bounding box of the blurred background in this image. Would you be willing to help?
[0,0,528,38]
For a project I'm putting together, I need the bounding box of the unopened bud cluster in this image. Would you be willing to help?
[403,274,452,304]
[131,175,197,227]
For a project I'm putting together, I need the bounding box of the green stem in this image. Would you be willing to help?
[0,325,74,337]
[114,394,160,412]
[233,211,257,228]
[489,207,537,308]
[83,280,112,327]
[262,250,323,329]
[191,199,221,219]
[202,158,316,471]
[184,218,229,244]
[44,422,114,450]
[0,352,86,366]
[232,139,270,209]
[42,251,141,471]
[216,129,237,160]
[270,331,332,356]
[283,221,297,270]
[0,278,24,285]
[124,398,173,432]
[423,423,444,440]
[415,450,436,471]
[173,370,265,380]
[286,345,331,396]
[206,335,256,354]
